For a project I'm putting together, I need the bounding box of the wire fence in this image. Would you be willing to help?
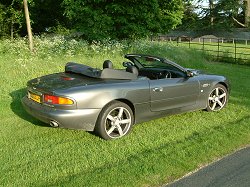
[152,35,250,65]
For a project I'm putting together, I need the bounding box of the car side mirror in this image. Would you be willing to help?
[123,61,133,67]
[186,70,194,77]
[123,62,128,67]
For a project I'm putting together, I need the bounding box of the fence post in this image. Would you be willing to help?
[189,37,191,48]
[235,40,237,63]
[217,38,220,59]
[176,36,181,46]
[202,38,205,51]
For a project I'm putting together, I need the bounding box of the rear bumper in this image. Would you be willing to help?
[21,96,101,131]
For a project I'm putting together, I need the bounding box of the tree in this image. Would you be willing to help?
[214,0,247,28]
[244,0,250,27]
[209,0,215,26]
[29,0,66,34]
[181,0,250,30]
[179,0,199,29]
[23,0,33,52]
[0,0,24,38]
[0,4,7,37]
[0,0,67,38]
[62,0,184,41]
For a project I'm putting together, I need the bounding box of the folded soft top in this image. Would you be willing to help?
[65,62,137,80]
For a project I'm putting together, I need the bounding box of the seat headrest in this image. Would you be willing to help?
[103,60,113,69]
[126,66,138,76]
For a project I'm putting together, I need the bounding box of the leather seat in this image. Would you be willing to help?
[126,66,138,76]
[103,60,113,69]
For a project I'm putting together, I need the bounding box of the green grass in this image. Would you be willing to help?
[0,37,250,186]
[177,41,250,65]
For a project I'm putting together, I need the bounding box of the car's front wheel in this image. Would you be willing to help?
[95,101,134,140]
[206,84,228,112]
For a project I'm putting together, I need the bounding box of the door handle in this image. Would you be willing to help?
[153,87,163,92]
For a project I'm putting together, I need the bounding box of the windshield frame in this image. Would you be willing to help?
[125,54,187,73]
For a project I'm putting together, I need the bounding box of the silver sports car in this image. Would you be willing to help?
[22,54,230,140]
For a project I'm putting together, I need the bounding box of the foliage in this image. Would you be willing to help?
[1,0,250,39]
[179,0,248,31]
[0,38,250,186]
[0,0,184,40]
[62,0,184,41]
[0,0,67,38]
[205,0,245,29]
[179,0,199,29]
[29,0,66,34]
[215,0,245,27]
[0,0,24,38]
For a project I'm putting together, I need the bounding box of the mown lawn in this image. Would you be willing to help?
[0,38,250,186]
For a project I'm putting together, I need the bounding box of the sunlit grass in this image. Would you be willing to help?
[176,41,250,65]
[0,37,250,186]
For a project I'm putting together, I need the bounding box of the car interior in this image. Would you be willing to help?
[65,58,187,81]
[102,59,186,80]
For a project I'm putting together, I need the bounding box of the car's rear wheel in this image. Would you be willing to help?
[206,84,228,112]
[95,101,134,140]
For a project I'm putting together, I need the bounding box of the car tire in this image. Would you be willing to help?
[206,84,228,112]
[95,101,134,140]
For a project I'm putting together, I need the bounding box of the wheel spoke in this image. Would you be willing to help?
[209,97,214,101]
[120,119,131,124]
[211,102,216,110]
[215,88,219,96]
[217,100,223,107]
[116,125,124,136]
[107,125,116,135]
[219,93,226,99]
[117,107,124,118]
[107,114,115,122]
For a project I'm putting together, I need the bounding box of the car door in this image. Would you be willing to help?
[150,76,200,112]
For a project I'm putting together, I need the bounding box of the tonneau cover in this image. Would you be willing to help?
[65,62,137,80]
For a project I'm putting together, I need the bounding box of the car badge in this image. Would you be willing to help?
[202,83,210,88]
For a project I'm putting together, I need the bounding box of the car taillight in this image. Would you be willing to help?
[44,94,74,105]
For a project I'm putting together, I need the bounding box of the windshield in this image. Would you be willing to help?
[133,56,182,72]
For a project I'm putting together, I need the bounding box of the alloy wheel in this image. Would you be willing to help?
[104,106,132,138]
[208,86,227,111]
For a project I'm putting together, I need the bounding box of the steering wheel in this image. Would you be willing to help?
[152,71,172,79]
[163,70,172,79]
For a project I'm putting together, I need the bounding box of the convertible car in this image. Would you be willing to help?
[22,54,229,140]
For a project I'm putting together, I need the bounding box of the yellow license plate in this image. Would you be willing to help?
[29,92,41,103]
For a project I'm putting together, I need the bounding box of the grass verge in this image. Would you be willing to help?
[0,37,249,186]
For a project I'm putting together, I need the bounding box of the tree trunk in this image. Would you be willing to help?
[11,20,13,40]
[209,0,214,26]
[245,0,250,27]
[23,0,34,52]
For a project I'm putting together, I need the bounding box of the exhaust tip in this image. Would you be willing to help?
[50,120,59,127]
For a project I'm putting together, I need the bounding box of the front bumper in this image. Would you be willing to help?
[21,96,101,131]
